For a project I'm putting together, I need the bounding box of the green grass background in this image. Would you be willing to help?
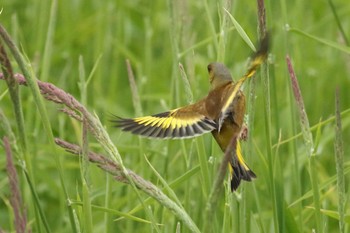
[0,0,349,232]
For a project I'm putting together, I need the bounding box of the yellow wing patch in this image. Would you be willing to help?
[113,109,217,139]
[218,35,269,131]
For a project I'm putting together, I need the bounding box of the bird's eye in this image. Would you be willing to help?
[207,64,212,72]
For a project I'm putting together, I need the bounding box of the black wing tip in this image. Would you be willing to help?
[256,32,270,59]
[110,114,216,139]
[110,116,133,128]
[153,111,171,118]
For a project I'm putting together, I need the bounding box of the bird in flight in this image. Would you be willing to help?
[113,35,268,191]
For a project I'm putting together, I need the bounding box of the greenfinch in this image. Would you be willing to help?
[114,36,268,191]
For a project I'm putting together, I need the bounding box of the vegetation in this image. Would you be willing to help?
[0,0,349,232]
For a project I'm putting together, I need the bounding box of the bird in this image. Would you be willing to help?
[113,35,268,191]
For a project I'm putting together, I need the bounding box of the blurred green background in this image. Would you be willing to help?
[0,0,349,232]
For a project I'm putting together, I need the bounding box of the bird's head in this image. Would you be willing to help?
[207,62,232,89]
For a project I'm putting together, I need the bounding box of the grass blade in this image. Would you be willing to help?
[0,24,79,233]
[327,0,349,46]
[40,0,57,81]
[0,38,47,233]
[202,0,219,52]
[288,27,350,54]
[224,9,256,51]
[334,88,345,233]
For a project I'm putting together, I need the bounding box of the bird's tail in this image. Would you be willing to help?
[228,141,256,191]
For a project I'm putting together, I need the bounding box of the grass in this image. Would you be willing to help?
[1,0,350,232]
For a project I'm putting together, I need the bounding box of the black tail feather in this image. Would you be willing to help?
[230,159,256,192]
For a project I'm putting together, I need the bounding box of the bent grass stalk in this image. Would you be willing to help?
[0,73,201,233]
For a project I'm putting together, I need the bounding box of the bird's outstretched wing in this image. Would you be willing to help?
[217,34,269,131]
[113,106,217,139]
